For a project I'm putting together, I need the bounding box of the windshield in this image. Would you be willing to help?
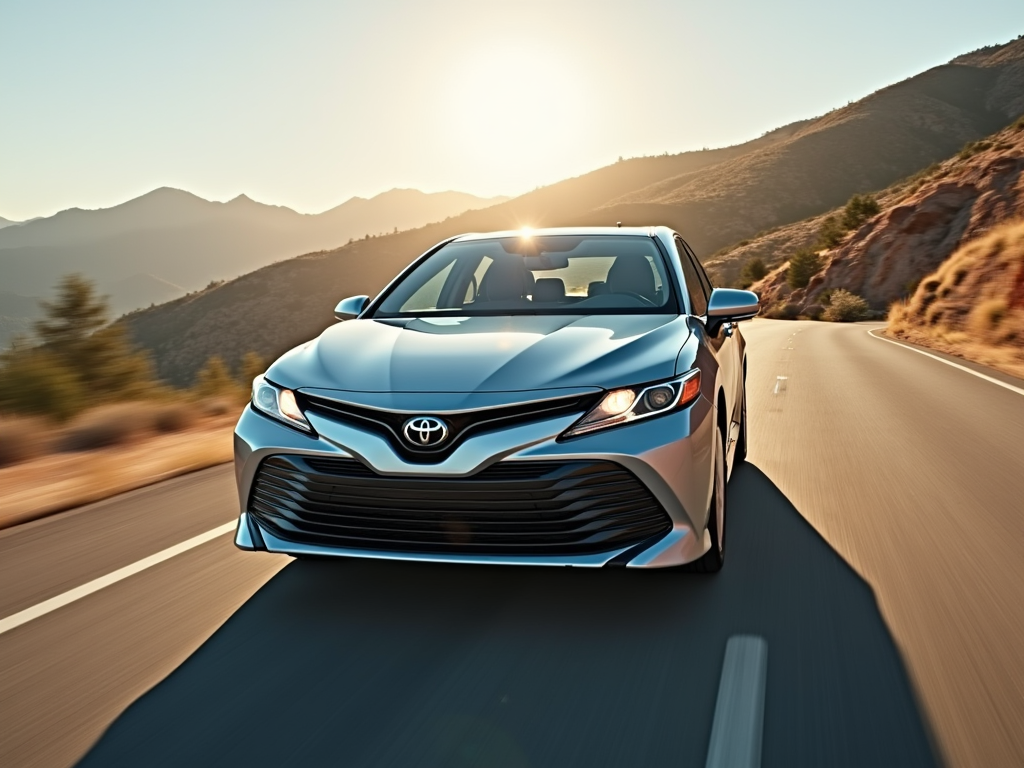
[372,235,678,317]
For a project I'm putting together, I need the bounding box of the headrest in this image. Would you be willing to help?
[533,277,566,303]
[479,258,529,301]
[607,253,656,300]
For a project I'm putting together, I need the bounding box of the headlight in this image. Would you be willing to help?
[562,370,701,438]
[251,375,313,433]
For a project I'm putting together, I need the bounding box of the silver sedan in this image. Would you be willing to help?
[233,227,759,571]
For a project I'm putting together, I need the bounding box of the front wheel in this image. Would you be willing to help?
[684,423,726,573]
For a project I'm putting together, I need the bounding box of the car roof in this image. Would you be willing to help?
[451,226,673,242]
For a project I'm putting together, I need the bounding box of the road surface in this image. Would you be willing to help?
[1,319,1023,767]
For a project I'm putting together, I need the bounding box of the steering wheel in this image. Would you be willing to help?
[614,291,657,306]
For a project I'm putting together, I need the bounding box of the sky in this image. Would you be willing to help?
[2,0,1023,221]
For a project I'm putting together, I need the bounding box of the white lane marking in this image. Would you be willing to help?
[868,329,1024,397]
[0,522,236,637]
[773,376,788,394]
[706,635,768,768]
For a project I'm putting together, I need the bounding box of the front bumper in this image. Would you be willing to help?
[232,393,716,568]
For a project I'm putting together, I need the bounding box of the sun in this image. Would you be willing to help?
[441,45,587,176]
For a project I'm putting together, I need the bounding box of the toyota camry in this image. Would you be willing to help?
[233,227,759,571]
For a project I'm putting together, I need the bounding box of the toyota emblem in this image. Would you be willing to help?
[402,416,449,448]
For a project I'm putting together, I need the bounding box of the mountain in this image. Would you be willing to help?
[103,274,187,315]
[0,188,508,306]
[0,216,21,230]
[751,118,1024,319]
[121,35,1024,386]
[0,291,43,348]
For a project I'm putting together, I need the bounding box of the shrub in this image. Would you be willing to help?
[739,257,768,287]
[0,417,51,467]
[239,351,267,389]
[767,302,801,320]
[822,290,869,322]
[803,304,824,321]
[0,350,84,422]
[841,195,880,230]
[817,216,846,248]
[194,355,246,403]
[787,248,822,288]
[59,403,158,452]
[958,140,993,160]
[153,402,199,433]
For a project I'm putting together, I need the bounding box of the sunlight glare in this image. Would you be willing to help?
[441,44,588,180]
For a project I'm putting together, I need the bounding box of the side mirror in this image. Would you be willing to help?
[334,295,369,321]
[706,288,760,335]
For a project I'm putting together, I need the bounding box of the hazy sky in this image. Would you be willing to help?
[2,0,1023,221]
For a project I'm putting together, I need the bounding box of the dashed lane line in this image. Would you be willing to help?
[706,635,768,768]
[868,329,1024,397]
[0,521,237,637]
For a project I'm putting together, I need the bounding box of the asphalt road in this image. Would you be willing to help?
[1,319,1022,767]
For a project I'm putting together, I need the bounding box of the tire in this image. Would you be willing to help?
[734,374,748,465]
[685,422,726,573]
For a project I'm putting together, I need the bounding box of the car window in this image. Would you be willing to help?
[375,235,680,317]
[675,238,708,316]
[681,239,715,296]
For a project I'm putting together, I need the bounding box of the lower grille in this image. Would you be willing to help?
[249,455,672,556]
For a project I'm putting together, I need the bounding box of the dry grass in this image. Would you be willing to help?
[888,219,1024,378]
[0,414,236,529]
[52,400,201,453]
[0,417,52,467]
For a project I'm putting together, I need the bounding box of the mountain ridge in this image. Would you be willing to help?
[0,187,508,310]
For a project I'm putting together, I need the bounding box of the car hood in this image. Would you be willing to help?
[268,314,690,394]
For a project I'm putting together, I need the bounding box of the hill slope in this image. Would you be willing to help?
[752,119,1024,316]
[888,219,1024,378]
[125,35,1024,386]
[0,187,507,306]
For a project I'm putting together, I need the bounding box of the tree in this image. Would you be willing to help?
[740,257,768,287]
[787,248,822,289]
[33,274,108,365]
[817,216,846,248]
[2,275,157,418]
[841,195,880,231]
[239,351,267,387]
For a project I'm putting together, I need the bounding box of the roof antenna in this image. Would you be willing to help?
[616,221,622,228]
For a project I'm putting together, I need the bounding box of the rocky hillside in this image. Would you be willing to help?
[752,118,1024,318]
[888,219,1024,378]
[123,35,1024,386]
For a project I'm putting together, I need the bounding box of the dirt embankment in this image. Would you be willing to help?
[0,415,236,530]
[888,219,1024,378]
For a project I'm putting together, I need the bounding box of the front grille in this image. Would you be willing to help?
[299,392,598,463]
[249,455,672,556]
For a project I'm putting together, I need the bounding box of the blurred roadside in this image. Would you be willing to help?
[0,413,235,529]
[0,274,255,529]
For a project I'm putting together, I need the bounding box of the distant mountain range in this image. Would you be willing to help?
[0,188,507,326]
[119,35,1024,386]
[0,216,23,230]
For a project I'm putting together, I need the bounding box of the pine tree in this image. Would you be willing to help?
[787,249,822,289]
